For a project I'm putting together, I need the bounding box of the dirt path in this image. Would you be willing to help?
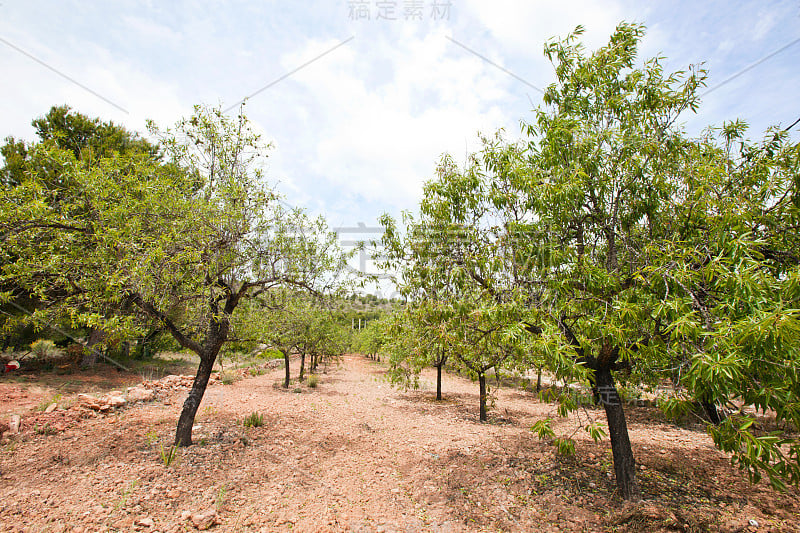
[0,356,798,532]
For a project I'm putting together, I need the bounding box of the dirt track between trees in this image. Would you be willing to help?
[1,355,798,532]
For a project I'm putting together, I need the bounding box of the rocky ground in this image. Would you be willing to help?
[0,355,798,532]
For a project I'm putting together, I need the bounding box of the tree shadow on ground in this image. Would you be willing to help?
[392,421,800,532]
[395,390,532,426]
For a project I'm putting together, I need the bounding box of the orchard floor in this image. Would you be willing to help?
[0,355,798,532]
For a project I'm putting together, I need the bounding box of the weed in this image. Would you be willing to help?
[242,411,264,428]
[306,374,319,388]
[35,393,62,412]
[34,423,58,435]
[215,484,227,511]
[292,387,302,394]
[114,479,139,511]
[221,371,238,385]
[144,430,159,446]
[138,367,160,382]
[159,444,179,467]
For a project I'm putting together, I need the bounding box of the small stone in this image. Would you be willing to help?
[135,517,155,528]
[191,509,217,530]
[45,403,58,413]
[180,511,192,521]
[9,415,21,434]
[749,519,759,527]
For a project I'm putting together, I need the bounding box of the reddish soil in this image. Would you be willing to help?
[0,355,798,532]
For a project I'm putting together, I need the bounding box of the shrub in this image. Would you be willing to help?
[30,339,59,359]
[258,348,283,360]
[307,374,319,388]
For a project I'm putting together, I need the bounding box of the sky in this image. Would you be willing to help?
[2,0,799,294]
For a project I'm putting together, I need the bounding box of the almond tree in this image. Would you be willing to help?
[381,23,705,499]
[1,105,348,446]
[381,180,530,421]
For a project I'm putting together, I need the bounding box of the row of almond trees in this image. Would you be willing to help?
[377,23,800,500]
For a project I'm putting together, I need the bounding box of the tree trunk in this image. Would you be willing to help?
[299,352,306,381]
[701,398,722,425]
[283,351,291,388]
[81,328,104,367]
[436,363,443,401]
[137,328,160,359]
[595,367,640,501]
[174,353,215,446]
[478,373,487,422]
[536,365,542,393]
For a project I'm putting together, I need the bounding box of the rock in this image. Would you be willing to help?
[191,509,218,530]
[180,511,192,521]
[749,519,759,527]
[45,402,58,413]
[107,396,126,408]
[127,387,156,402]
[9,415,21,434]
[77,394,101,410]
[135,517,155,528]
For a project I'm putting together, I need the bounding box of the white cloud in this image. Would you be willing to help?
[255,28,518,218]
[462,0,628,53]
[752,10,778,41]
